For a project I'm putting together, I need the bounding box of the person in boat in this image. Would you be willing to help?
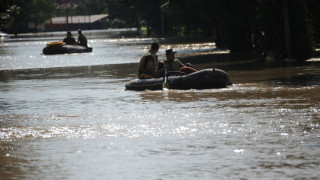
[157,49,197,76]
[77,29,88,47]
[138,42,164,78]
[63,31,77,45]
[138,55,157,79]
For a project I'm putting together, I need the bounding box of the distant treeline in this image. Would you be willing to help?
[109,0,318,61]
[1,0,320,61]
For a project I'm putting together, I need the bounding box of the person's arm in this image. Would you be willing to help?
[176,59,185,68]
[77,36,81,44]
[72,38,76,45]
[156,61,165,77]
[154,68,165,77]
[185,62,192,67]
[177,59,193,68]
[157,61,164,70]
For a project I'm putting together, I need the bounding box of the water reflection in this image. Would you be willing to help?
[0,37,220,70]
[0,142,30,179]
[0,37,319,179]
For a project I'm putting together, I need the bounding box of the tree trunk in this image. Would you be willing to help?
[35,22,38,33]
[213,18,223,49]
[283,0,293,60]
[147,23,151,36]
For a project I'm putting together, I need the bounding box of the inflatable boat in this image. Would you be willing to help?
[42,41,92,55]
[125,68,232,91]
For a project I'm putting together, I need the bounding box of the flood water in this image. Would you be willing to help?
[0,36,319,179]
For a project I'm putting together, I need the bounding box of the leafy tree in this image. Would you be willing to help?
[166,0,257,51]
[0,0,20,31]
[106,0,163,35]
[257,0,314,60]
[133,0,162,35]
[305,0,320,45]
[75,0,109,15]
[28,0,55,33]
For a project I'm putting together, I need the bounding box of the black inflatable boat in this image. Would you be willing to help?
[42,42,93,55]
[125,68,232,91]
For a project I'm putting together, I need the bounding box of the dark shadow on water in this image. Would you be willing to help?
[0,63,138,81]
[1,52,320,88]
[268,73,320,87]
[180,52,319,71]
[0,142,31,179]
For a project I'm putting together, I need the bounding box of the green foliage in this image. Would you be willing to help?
[305,0,320,45]
[101,0,317,60]
[288,0,314,60]
[256,0,285,58]
[257,0,314,60]
[1,0,318,61]
[216,0,257,52]
[106,0,162,35]
[165,0,257,52]
[3,0,55,33]
[0,0,20,30]
[28,0,55,32]
[75,0,108,15]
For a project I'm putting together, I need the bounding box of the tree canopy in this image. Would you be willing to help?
[2,0,320,61]
[103,0,318,60]
[29,0,56,32]
[0,0,20,30]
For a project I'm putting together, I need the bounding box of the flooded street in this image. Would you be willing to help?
[0,37,319,179]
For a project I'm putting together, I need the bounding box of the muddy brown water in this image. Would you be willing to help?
[0,37,319,179]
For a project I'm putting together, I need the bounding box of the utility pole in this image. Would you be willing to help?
[66,0,69,30]
[160,8,164,36]
[283,0,293,60]
[160,1,168,37]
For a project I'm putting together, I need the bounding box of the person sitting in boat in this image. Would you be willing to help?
[63,31,76,45]
[77,29,88,47]
[157,49,197,76]
[138,55,157,79]
[138,42,164,78]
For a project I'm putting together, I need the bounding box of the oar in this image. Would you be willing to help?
[163,65,169,89]
[185,63,199,71]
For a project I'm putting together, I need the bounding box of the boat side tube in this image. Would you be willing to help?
[125,68,232,91]
[43,45,93,55]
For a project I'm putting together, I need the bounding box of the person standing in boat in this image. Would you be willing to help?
[77,29,88,47]
[63,31,76,45]
[157,49,197,76]
[138,42,164,78]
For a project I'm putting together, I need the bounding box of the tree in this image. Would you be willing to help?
[0,0,20,31]
[305,0,320,45]
[29,0,55,33]
[257,0,314,60]
[75,0,109,15]
[166,0,257,51]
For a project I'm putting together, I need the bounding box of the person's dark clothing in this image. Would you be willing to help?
[157,59,184,76]
[78,34,88,47]
[63,37,76,45]
[138,50,158,75]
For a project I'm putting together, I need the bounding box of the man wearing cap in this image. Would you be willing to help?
[138,42,164,78]
[63,31,76,45]
[157,49,197,76]
[77,29,88,47]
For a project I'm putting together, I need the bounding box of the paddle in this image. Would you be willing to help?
[163,65,169,89]
[185,63,199,71]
